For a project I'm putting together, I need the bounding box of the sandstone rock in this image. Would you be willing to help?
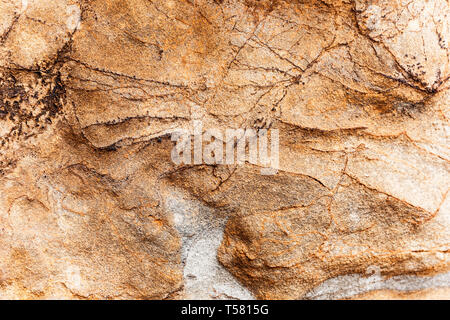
[0,0,449,299]
[348,287,450,300]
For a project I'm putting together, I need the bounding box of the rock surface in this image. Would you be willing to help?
[0,0,449,299]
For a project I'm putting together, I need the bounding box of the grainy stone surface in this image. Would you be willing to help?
[0,0,449,299]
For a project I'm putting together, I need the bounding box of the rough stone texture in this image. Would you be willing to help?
[348,287,450,300]
[0,0,449,299]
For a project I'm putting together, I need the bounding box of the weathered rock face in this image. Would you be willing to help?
[0,0,449,299]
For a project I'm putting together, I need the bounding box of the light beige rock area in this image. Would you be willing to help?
[0,0,449,299]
